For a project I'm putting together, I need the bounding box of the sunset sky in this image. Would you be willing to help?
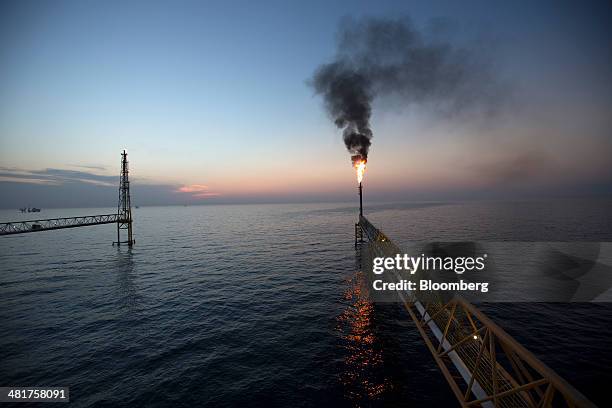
[1,0,611,207]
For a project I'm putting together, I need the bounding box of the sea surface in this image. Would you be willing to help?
[1,200,611,407]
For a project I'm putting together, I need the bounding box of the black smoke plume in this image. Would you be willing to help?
[313,62,373,164]
[312,16,500,164]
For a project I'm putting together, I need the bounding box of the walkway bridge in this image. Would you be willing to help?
[0,214,122,235]
[356,215,596,408]
[0,151,134,246]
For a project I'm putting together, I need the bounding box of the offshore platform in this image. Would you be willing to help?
[354,184,596,408]
[0,150,135,247]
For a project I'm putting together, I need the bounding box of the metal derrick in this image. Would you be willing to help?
[1,151,135,248]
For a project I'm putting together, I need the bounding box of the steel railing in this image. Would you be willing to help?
[358,215,596,408]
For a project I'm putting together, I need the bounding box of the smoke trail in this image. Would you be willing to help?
[313,62,373,164]
[312,16,499,163]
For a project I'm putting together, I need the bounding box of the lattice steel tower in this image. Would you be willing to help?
[115,150,134,247]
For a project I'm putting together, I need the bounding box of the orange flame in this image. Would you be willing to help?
[354,159,366,184]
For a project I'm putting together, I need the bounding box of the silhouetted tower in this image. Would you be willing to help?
[115,150,134,247]
[354,182,364,247]
[359,182,363,217]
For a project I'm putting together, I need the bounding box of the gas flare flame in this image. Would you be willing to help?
[355,159,366,184]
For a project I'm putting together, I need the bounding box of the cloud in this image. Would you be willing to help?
[176,184,221,198]
[177,184,209,193]
[0,167,116,187]
[0,167,222,208]
[0,175,60,185]
[67,164,107,171]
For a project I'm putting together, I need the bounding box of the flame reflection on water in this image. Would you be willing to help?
[336,269,391,405]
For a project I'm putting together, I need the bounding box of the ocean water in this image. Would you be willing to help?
[1,200,611,407]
